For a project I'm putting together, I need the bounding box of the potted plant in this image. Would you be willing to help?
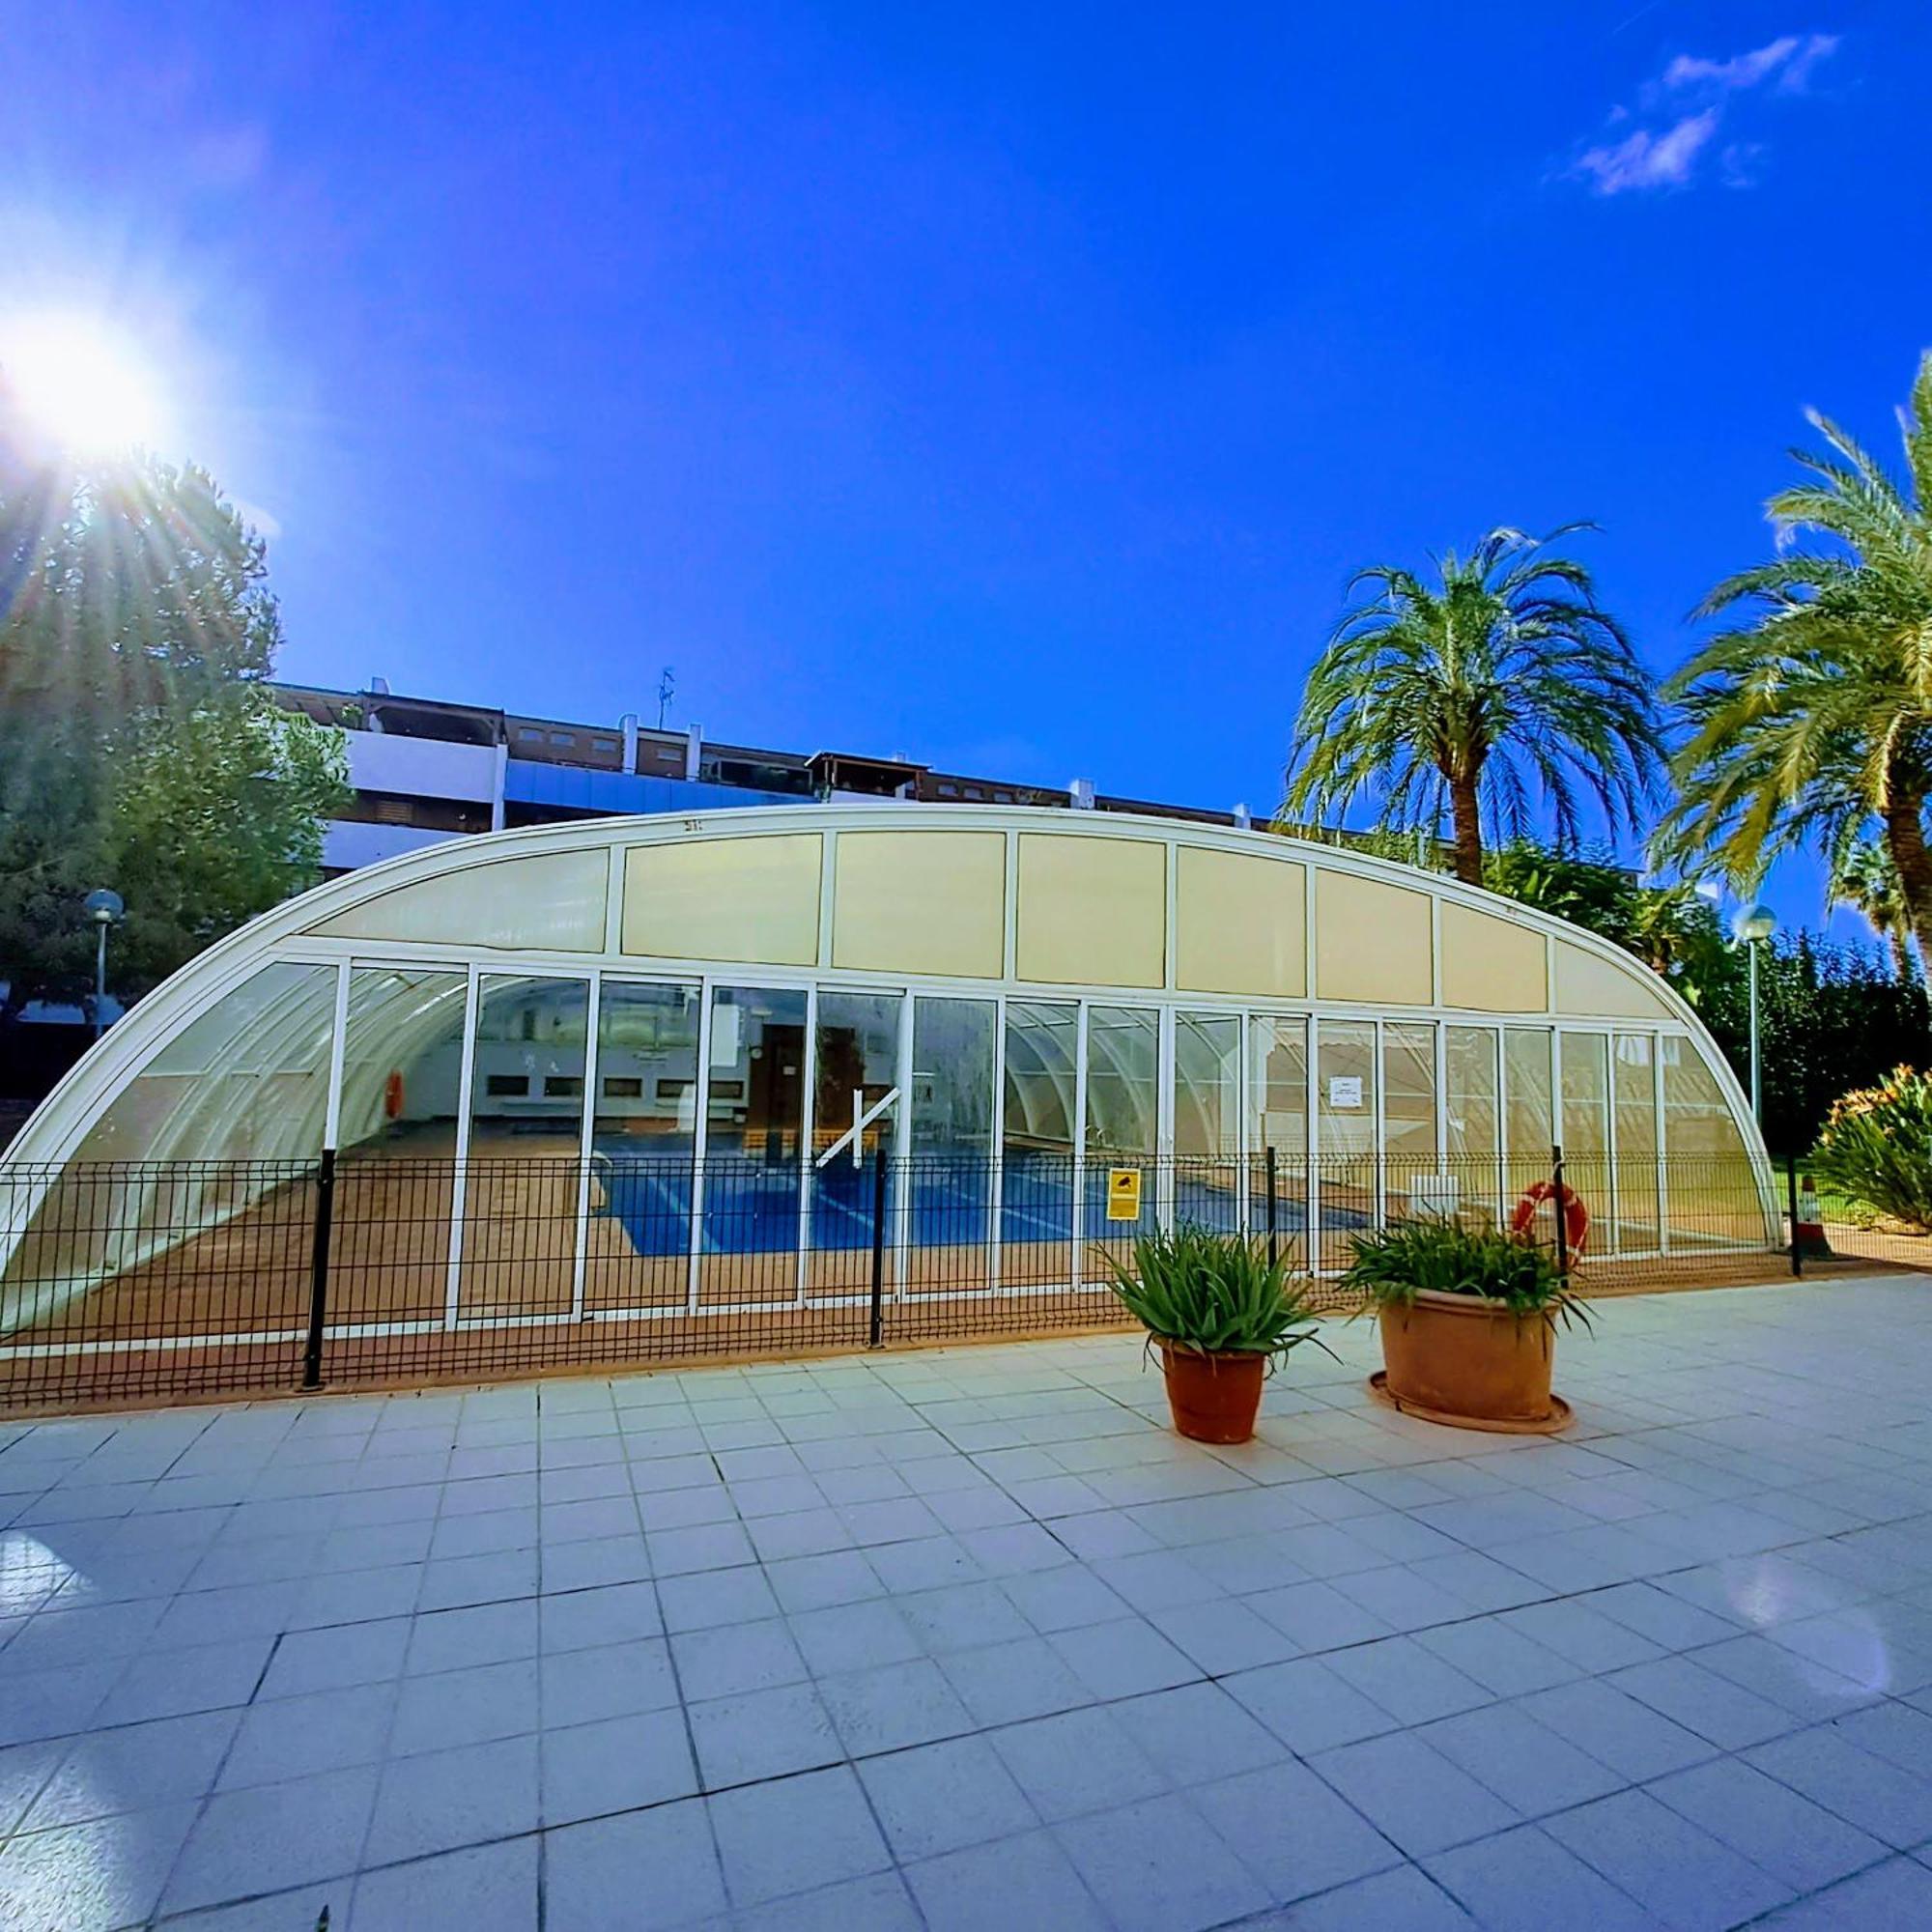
[1342,1219,1588,1434]
[1105,1224,1333,1444]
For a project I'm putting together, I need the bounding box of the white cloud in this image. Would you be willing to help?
[1576,110,1718,195]
[1571,33,1840,195]
[1663,33,1838,96]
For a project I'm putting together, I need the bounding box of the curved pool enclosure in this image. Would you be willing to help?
[0,806,1775,1394]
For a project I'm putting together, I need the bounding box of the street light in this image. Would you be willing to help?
[83,888,124,1039]
[1735,903,1776,1122]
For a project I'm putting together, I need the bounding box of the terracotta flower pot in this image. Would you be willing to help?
[1158,1343,1265,1443]
[1377,1290,1564,1430]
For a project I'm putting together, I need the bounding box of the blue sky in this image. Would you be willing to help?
[4,1,1928,935]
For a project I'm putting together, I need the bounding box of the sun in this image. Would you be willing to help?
[0,312,168,456]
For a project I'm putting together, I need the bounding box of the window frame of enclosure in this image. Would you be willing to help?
[71,932,1748,1307]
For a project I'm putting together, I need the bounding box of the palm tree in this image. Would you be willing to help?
[1659,352,1932,966]
[1831,837,1919,981]
[1283,526,1662,886]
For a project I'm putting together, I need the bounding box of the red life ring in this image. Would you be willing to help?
[384,1069,406,1121]
[1510,1179,1590,1257]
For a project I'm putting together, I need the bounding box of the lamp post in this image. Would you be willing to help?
[83,888,124,1038]
[1735,903,1776,1122]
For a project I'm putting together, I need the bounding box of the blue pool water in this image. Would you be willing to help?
[591,1146,1356,1259]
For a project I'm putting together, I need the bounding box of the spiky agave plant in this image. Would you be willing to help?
[1341,1219,1592,1330]
[1104,1223,1334,1363]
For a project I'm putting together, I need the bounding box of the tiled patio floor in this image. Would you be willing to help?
[5,1278,1932,1930]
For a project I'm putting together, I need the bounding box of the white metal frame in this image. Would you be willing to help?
[0,806,1777,1333]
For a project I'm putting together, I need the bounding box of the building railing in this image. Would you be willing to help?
[0,1147,1878,1413]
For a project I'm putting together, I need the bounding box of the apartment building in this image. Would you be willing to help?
[273,680,1264,874]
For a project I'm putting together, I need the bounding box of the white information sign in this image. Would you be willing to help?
[1327,1075,1363,1109]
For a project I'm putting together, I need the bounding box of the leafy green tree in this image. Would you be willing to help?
[0,408,345,1023]
[1660,351,1932,965]
[1284,526,1663,885]
[1829,838,1918,982]
[1696,932,1930,1154]
[99,691,347,998]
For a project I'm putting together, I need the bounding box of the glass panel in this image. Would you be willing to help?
[1250,1015,1308,1259]
[80,962,337,1167]
[810,990,902,1293]
[1613,1034,1661,1255]
[1002,1001,1077,1286]
[1084,1006,1158,1268]
[1559,1031,1611,1256]
[908,998,996,1288]
[461,976,590,1318]
[1504,1027,1553,1208]
[1174,1013,1240,1235]
[4,964,338,1343]
[1662,1038,1765,1248]
[332,966,469,1326]
[1317,1020,1377,1268]
[1383,1023,1438,1218]
[1445,1026,1501,1226]
[586,980,701,1311]
[702,985,807,1303]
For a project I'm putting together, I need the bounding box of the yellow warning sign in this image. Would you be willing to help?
[1106,1169,1143,1222]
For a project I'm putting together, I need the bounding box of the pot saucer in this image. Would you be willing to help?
[1368,1370,1574,1435]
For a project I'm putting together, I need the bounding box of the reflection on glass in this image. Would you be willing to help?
[1383,1022,1437,1173]
[1504,1028,1553,1204]
[1662,1038,1765,1248]
[586,980,701,1306]
[330,966,470,1326]
[1445,1026,1501,1222]
[1613,1033,1660,1254]
[810,990,902,1289]
[1002,1001,1077,1281]
[339,968,469,1156]
[79,961,339,1167]
[1175,1013,1240,1236]
[1250,1014,1308,1255]
[1250,1016,1308,1164]
[1559,1031,1611,1249]
[910,998,996,1280]
[1085,1007,1158,1253]
[1318,1021,1377,1264]
[593,981,702,1151]
[462,977,589,1317]
[11,963,340,1333]
[698,986,808,1302]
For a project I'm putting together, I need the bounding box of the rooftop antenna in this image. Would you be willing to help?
[656,666,676,729]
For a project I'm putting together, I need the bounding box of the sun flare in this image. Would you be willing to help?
[0,312,168,456]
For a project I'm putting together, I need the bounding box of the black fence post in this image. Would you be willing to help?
[1787,1152,1804,1279]
[1264,1145,1279,1265]
[302,1149,337,1391]
[1550,1144,1570,1281]
[867,1144,888,1349]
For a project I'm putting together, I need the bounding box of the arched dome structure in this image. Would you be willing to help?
[1,806,1775,1337]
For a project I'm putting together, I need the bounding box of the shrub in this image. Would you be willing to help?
[1340,1217,1588,1326]
[1812,1067,1932,1233]
[1104,1224,1333,1362]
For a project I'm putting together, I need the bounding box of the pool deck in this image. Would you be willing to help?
[3,1275,1932,1928]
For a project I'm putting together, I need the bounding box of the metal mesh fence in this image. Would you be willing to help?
[0,1147,1918,1413]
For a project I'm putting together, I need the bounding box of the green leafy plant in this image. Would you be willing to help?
[1811,1067,1932,1233]
[1104,1224,1334,1363]
[1341,1218,1590,1327]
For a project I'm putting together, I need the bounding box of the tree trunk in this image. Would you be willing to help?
[1890,928,1916,983]
[1882,794,1932,975]
[1447,770,1484,887]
